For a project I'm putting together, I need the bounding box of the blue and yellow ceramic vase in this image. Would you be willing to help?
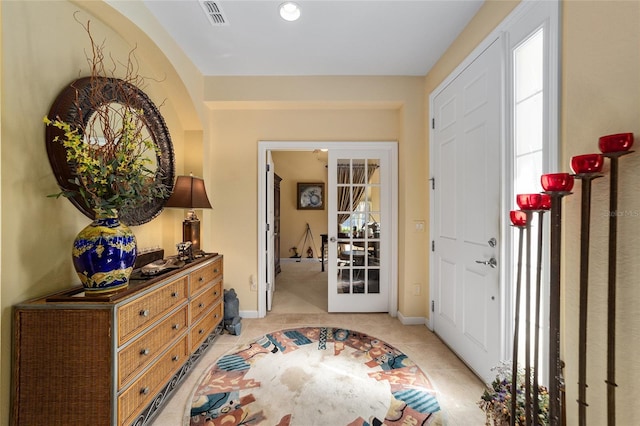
[72,213,137,293]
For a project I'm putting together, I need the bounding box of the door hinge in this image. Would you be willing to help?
[266,164,271,172]
[431,300,435,312]
[429,177,435,190]
[431,240,435,252]
[431,118,435,129]
[266,223,270,232]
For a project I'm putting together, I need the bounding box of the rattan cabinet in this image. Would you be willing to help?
[11,254,224,426]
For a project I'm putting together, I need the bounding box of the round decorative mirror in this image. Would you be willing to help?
[45,77,175,225]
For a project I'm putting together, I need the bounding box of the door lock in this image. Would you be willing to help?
[475,257,497,268]
[488,238,497,247]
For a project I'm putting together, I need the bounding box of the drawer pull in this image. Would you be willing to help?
[171,291,179,298]
[214,291,219,297]
[199,329,204,335]
[139,309,149,317]
[172,323,180,330]
[214,313,219,319]
[214,268,219,273]
[140,348,150,356]
[198,277,204,282]
[172,355,180,362]
[198,302,204,308]
[140,387,150,395]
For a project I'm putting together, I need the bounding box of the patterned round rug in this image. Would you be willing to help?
[187,327,441,425]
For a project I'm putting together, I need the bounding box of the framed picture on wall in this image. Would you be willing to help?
[297,182,325,210]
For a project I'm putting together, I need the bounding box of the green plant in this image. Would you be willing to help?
[44,110,164,216]
[44,17,168,217]
[478,361,549,425]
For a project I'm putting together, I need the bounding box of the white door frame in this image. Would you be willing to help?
[257,141,398,318]
[428,0,560,364]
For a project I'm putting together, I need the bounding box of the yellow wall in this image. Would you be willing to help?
[203,101,427,316]
[561,1,640,424]
[0,1,201,423]
[0,2,3,422]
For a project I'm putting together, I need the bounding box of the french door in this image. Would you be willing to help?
[327,147,395,313]
[258,141,396,318]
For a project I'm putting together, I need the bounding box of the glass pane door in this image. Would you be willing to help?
[328,149,390,312]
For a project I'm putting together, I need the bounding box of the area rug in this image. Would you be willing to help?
[188,327,441,425]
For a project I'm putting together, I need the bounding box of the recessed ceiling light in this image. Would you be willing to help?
[279,2,301,22]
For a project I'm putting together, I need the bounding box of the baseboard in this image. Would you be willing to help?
[281,257,323,263]
[242,309,427,325]
[397,310,428,326]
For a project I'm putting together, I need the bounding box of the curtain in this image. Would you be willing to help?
[337,162,379,228]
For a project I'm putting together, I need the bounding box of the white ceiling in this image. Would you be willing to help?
[140,0,484,76]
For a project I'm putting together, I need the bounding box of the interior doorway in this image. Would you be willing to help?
[271,149,329,314]
[257,141,398,318]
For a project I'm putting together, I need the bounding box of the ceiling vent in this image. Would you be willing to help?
[199,1,228,26]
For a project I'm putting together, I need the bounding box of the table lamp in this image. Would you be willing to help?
[164,175,212,254]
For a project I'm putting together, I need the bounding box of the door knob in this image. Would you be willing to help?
[475,257,497,268]
[329,236,337,243]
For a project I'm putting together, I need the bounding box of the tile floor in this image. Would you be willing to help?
[150,262,489,425]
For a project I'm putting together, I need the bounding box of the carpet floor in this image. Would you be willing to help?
[188,326,441,426]
[271,260,328,313]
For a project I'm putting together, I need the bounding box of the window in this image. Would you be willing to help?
[507,0,559,385]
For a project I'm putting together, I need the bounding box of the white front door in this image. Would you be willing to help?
[327,147,395,313]
[431,39,502,383]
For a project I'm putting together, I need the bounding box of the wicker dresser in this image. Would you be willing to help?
[11,254,224,426]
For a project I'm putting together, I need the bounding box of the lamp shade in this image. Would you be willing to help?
[165,175,212,209]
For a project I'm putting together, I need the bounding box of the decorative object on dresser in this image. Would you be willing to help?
[72,212,138,293]
[164,175,213,255]
[44,18,175,293]
[11,254,224,426]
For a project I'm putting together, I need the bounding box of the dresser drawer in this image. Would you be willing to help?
[190,259,222,295]
[118,336,189,425]
[190,281,222,324]
[117,306,188,389]
[190,302,222,352]
[117,277,188,346]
